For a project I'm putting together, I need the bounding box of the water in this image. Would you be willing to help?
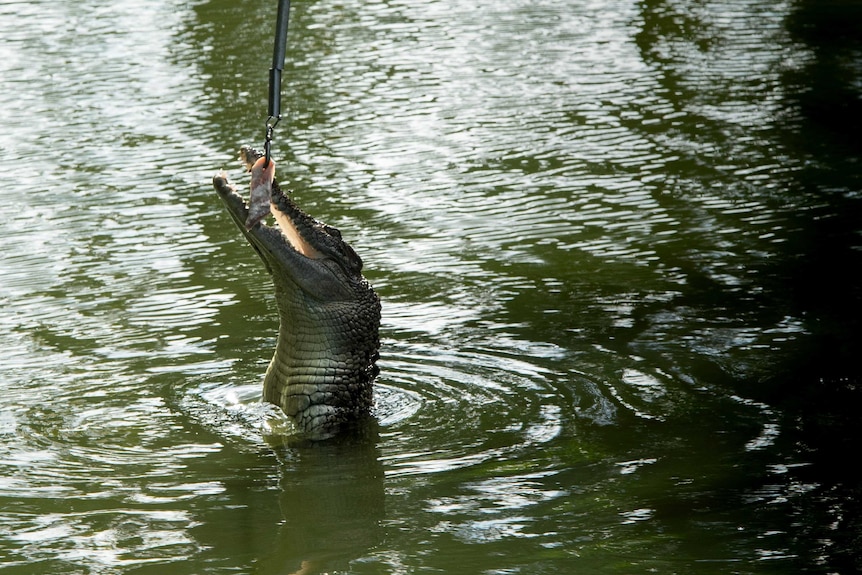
[1,0,860,573]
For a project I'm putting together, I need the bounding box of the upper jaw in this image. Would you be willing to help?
[216,147,365,273]
[212,166,361,301]
[212,165,335,262]
[212,149,319,261]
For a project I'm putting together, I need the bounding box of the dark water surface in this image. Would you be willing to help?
[1,0,860,573]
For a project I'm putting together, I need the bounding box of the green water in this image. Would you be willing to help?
[1,0,860,573]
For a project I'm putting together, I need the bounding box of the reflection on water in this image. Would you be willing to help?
[1,0,860,573]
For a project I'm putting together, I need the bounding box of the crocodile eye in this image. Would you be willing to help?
[323,225,342,240]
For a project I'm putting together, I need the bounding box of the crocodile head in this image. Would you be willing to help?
[213,148,380,439]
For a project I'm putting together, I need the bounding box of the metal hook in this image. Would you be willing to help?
[264,118,279,168]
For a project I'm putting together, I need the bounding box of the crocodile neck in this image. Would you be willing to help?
[263,279,379,436]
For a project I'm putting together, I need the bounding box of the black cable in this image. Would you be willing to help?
[265,0,291,167]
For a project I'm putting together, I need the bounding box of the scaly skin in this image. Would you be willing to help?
[213,148,380,438]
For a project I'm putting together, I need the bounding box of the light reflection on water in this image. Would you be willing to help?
[0,0,860,573]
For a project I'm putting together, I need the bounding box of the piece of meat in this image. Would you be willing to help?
[245,156,276,230]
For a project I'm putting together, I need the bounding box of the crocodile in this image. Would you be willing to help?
[213,147,381,438]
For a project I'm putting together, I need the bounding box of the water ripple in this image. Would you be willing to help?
[0,0,852,571]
